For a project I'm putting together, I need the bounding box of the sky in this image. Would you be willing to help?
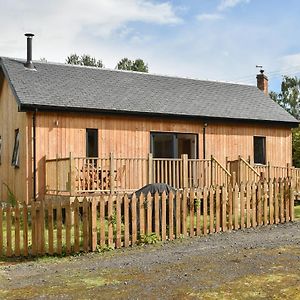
[1,0,300,92]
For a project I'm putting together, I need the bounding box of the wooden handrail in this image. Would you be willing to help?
[240,157,260,176]
[212,156,231,177]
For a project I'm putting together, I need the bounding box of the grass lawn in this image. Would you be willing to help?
[295,203,300,220]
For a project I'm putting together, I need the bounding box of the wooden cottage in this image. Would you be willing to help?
[0,36,298,203]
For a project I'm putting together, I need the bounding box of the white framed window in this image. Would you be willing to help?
[12,129,20,167]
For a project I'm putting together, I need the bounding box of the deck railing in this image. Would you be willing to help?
[45,154,231,195]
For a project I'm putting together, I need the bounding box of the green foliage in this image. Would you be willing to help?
[66,54,103,68]
[138,233,160,245]
[292,128,300,167]
[295,203,300,219]
[270,76,300,119]
[2,183,18,206]
[270,76,300,167]
[116,57,148,73]
[96,245,114,253]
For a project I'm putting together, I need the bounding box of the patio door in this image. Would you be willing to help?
[150,132,198,158]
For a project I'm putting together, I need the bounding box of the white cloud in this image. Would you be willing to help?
[277,53,300,76]
[218,0,251,11]
[0,0,181,62]
[197,13,223,21]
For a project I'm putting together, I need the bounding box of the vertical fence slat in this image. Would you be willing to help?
[209,187,214,233]
[65,201,72,254]
[176,190,181,238]
[139,193,145,237]
[73,198,80,253]
[131,194,137,245]
[284,179,290,222]
[116,195,122,249]
[91,198,98,252]
[99,196,106,247]
[203,187,208,235]
[169,191,174,240]
[263,181,268,225]
[6,205,12,257]
[56,200,62,255]
[274,179,279,224]
[161,192,167,241]
[40,201,45,256]
[228,184,233,230]
[182,189,187,237]
[14,204,20,256]
[269,180,274,225]
[279,179,285,223]
[233,184,239,230]
[251,182,257,227]
[290,180,294,221]
[196,189,201,236]
[31,202,36,256]
[257,182,262,226]
[215,186,220,233]
[107,195,114,248]
[124,194,130,247]
[240,182,245,229]
[48,201,54,255]
[154,193,160,238]
[189,189,195,237]
[146,192,152,235]
[221,186,227,232]
[22,204,28,257]
[246,183,251,228]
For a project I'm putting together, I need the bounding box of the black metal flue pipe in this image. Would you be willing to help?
[24,33,34,69]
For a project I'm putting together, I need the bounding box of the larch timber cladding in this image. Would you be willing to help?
[0,77,31,202]
[0,98,292,202]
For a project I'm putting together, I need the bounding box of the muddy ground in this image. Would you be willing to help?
[0,222,299,299]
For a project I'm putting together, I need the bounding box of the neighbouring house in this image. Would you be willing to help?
[0,34,298,203]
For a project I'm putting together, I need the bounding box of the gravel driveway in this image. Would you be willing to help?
[0,222,299,299]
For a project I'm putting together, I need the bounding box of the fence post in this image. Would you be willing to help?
[267,161,271,181]
[148,153,153,184]
[110,152,115,193]
[181,154,188,189]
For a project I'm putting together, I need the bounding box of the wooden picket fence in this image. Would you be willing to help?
[0,179,295,258]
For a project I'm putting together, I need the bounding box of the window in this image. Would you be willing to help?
[12,129,20,167]
[254,136,266,165]
[0,135,2,165]
[86,129,98,157]
[150,132,198,158]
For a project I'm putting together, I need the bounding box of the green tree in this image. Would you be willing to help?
[270,76,300,167]
[116,58,133,71]
[116,58,148,73]
[66,54,103,68]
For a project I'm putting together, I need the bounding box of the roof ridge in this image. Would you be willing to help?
[0,56,254,88]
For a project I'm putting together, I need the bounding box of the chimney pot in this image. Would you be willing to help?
[24,33,35,69]
[256,70,268,96]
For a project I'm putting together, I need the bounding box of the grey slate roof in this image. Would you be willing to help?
[0,57,298,124]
